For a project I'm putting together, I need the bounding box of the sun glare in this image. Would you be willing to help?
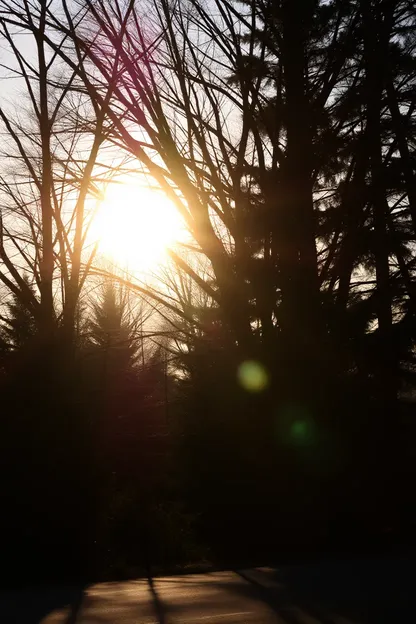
[89,184,185,274]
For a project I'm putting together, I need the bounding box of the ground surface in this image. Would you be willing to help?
[0,557,414,623]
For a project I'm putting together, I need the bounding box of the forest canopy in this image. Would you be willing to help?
[0,0,415,582]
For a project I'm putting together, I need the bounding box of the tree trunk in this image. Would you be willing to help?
[37,1,55,335]
[278,1,322,402]
[280,0,321,343]
[362,0,397,417]
[336,150,369,313]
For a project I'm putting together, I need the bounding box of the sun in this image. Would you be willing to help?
[89,183,185,274]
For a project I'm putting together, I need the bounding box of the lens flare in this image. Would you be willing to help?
[237,360,269,392]
[276,403,316,447]
[290,419,315,445]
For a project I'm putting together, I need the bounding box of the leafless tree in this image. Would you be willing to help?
[0,0,119,344]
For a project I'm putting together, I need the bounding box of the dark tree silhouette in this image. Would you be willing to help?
[88,279,139,373]
[0,274,37,350]
[0,0,415,580]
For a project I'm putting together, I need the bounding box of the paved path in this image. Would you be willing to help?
[0,572,279,624]
[0,557,414,623]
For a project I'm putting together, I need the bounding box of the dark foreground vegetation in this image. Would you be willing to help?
[0,0,415,585]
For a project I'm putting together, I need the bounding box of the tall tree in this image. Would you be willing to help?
[0,274,37,350]
[0,0,415,567]
[88,279,139,374]
[0,0,118,347]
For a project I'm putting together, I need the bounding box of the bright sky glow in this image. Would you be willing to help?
[89,183,186,274]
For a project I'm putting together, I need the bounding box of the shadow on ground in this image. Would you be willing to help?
[0,586,85,624]
[1,556,415,624]
[241,555,416,623]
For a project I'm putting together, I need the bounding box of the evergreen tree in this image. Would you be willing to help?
[88,280,138,375]
[0,274,37,350]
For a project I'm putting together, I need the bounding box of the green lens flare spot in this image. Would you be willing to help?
[290,420,314,445]
[276,404,317,447]
[237,360,269,392]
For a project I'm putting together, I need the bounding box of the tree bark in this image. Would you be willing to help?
[362,0,396,408]
[280,0,321,344]
[37,1,55,335]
